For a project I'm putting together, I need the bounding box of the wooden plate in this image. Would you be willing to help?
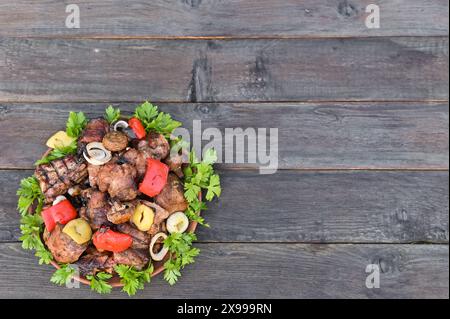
[35,147,200,287]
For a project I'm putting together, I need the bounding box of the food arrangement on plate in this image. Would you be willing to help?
[17,102,221,295]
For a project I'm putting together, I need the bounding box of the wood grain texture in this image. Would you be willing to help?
[0,102,448,170]
[2,170,448,243]
[0,38,448,103]
[0,0,448,37]
[0,243,447,298]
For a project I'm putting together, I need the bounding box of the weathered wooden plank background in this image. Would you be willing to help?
[1,170,448,243]
[0,103,448,169]
[0,0,448,37]
[0,243,447,298]
[0,0,448,299]
[1,38,448,102]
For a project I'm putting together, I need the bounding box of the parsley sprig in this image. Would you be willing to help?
[66,111,87,138]
[183,148,221,227]
[17,176,53,264]
[87,272,113,294]
[163,232,200,285]
[17,176,44,216]
[34,141,77,165]
[134,101,181,137]
[114,263,154,296]
[50,264,76,286]
[19,210,53,264]
[104,105,121,124]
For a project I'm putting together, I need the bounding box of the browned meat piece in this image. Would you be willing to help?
[45,224,87,263]
[64,156,88,184]
[97,163,138,201]
[106,200,136,224]
[87,164,101,188]
[155,173,188,214]
[143,201,170,225]
[136,131,169,161]
[79,118,110,145]
[164,151,186,178]
[116,223,150,249]
[35,155,88,203]
[76,250,116,276]
[102,131,129,152]
[80,189,111,230]
[113,248,149,270]
[120,148,147,180]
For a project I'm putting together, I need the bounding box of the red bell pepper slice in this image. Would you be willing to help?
[128,117,146,139]
[92,227,133,253]
[139,159,169,197]
[41,199,77,232]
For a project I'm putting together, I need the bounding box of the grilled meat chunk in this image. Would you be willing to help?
[155,173,188,214]
[135,131,169,161]
[107,200,136,224]
[97,163,138,201]
[116,223,151,249]
[164,150,186,178]
[120,148,147,180]
[76,249,116,276]
[113,248,149,270]
[79,118,110,145]
[35,155,88,203]
[45,224,88,263]
[80,189,111,230]
[87,163,101,188]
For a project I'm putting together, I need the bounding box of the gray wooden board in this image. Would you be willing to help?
[0,38,448,102]
[2,169,448,243]
[0,0,448,37]
[0,243,447,298]
[0,102,448,170]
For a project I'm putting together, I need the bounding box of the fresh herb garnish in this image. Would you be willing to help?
[146,112,181,136]
[163,232,200,285]
[104,105,121,124]
[50,264,76,286]
[86,272,113,294]
[134,101,181,137]
[19,213,53,264]
[114,263,154,296]
[182,148,221,226]
[17,176,44,216]
[66,111,87,138]
[34,141,77,165]
[134,101,159,127]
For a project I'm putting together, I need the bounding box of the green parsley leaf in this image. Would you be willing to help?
[104,105,121,124]
[163,233,199,286]
[134,101,159,127]
[87,272,112,294]
[50,265,76,286]
[19,214,43,250]
[66,111,87,138]
[114,263,154,296]
[34,141,77,165]
[146,112,182,136]
[17,176,44,216]
[163,259,181,286]
[206,174,221,201]
[184,182,201,202]
[35,246,54,265]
